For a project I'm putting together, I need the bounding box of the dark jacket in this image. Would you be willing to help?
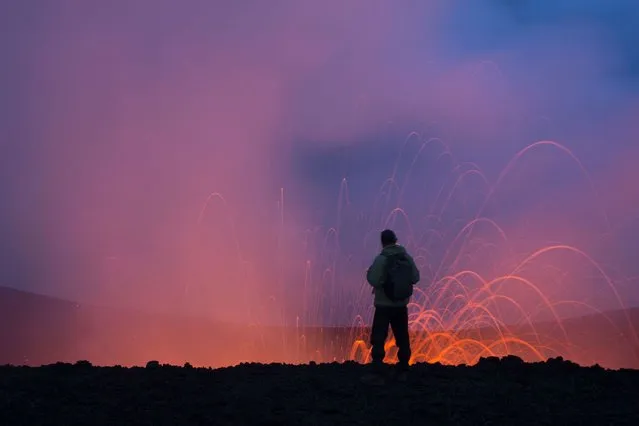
[366,244,420,307]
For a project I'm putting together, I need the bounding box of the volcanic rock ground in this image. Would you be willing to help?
[1,356,638,426]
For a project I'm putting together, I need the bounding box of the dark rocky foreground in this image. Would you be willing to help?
[1,356,638,426]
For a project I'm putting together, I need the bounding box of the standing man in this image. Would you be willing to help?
[365,229,420,380]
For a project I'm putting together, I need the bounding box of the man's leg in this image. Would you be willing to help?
[389,306,411,370]
[370,306,390,365]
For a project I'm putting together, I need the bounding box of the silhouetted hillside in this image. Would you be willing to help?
[1,286,638,368]
[0,286,261,366]
[0,286,84,365]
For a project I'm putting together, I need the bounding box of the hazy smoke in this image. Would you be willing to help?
[1,0,639,328]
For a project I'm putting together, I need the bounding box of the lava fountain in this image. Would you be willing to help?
[197,134,639,368]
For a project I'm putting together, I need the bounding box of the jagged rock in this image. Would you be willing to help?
[145,360,160,369]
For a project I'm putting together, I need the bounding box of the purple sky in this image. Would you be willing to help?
[1,0,639,326]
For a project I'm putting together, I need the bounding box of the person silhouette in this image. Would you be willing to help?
[362,229,420,384]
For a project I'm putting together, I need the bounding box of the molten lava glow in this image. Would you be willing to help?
[349,254,628,366]
[200,137,639,368]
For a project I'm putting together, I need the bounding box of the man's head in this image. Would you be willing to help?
[380,229,398,247]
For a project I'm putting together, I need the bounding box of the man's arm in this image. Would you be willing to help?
[366,255,387,288]
[406,253,420,285]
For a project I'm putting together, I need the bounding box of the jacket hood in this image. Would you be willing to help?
[381,244,407,256]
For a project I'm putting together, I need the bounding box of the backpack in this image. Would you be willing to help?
[382,252,414,301]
